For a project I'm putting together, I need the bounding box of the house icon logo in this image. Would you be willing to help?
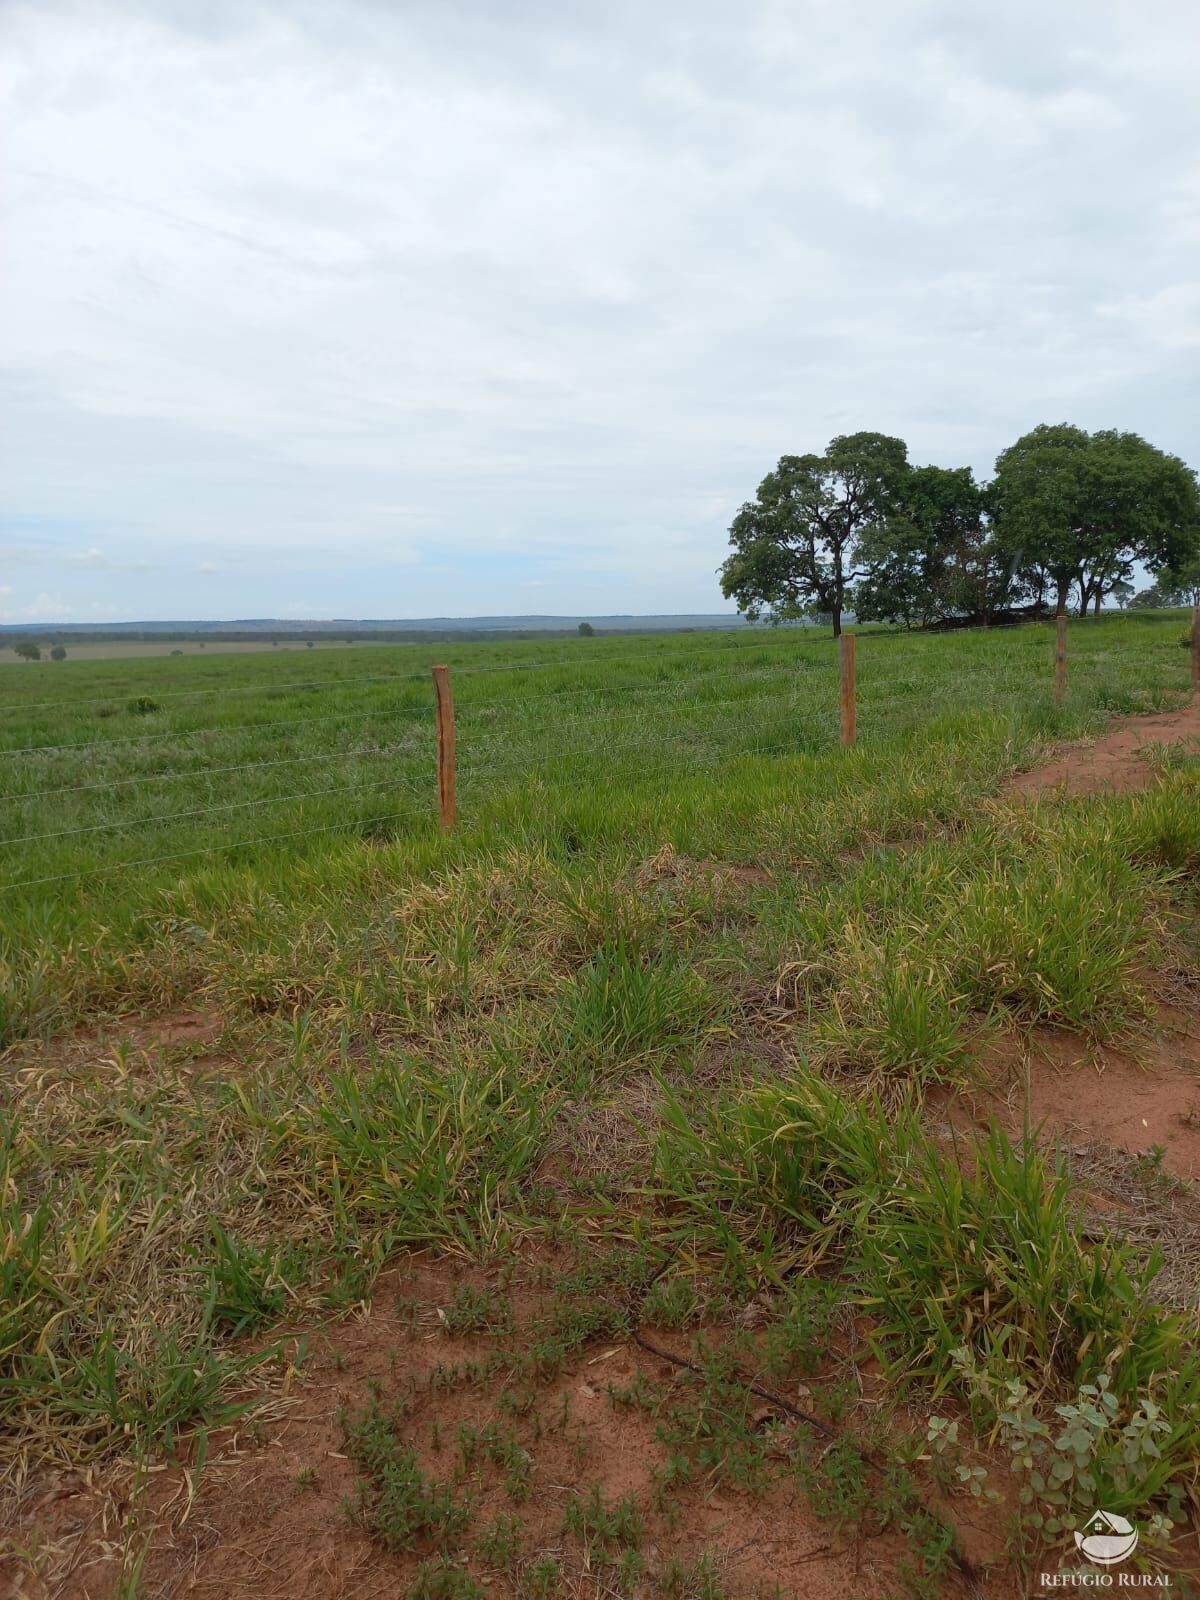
[1074,1510,1139,1567]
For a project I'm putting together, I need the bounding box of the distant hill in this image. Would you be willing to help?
[0,613,754,644]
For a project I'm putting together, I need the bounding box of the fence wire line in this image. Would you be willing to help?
[0,637,814,716]
[0,669,430,715]
[0,702,433,758]
[1,809,427,893]
[0,771,432,848]
[2,737,805,895]
[4,635,1175,891]
[4,722,806,871]
[1,739,435,804]
[0,616,1157,719]
[0,661,820,761]
[0,646,1078,758]
[0,682,791,799]
[0,655,814,744]
[5,720,793,845]
[0,660,1094,811]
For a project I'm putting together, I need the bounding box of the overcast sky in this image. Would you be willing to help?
[2,1,1198,623]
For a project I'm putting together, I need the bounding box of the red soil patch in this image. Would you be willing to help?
[2,1009,231,1090]
[3,1255,989,1600]
[1007,701,1200,798]
[946,1011,1200,1182]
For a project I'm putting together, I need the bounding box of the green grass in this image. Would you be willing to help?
[3,611,1200,1576]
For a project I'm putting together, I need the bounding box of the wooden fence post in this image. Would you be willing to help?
[1192,605,1199,695]
[1055,615,1067,703]
[839,632,857,748]
[431,665,456,832]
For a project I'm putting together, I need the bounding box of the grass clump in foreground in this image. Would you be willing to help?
[341,1387,475,1554]
[655,1076,1200,1537]
[0,1052,554,1465]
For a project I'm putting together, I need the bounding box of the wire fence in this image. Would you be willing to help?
[1,614,1195,898]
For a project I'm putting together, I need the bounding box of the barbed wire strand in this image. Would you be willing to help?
[0,616,1169,719]
[0,648,1098,758]
[0,702,432,758]
[0,771,431,848]
[0,636,816,715]
[1,809,428,894]
[0,663,811,759]
[2,739,435,803]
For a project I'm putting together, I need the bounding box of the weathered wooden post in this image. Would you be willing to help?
[839,632,857,748]
[431,665,456,831]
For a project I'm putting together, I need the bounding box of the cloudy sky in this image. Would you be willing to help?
[2,1,1198,623]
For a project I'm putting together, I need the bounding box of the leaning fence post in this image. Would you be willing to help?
[839,632,857,748]
[1192,605,1199,695]
[431,665,456,832]
[1055,615,1067,703]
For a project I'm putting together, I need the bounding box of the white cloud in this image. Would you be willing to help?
[63,547,156,572]
[0,0,1197,618]
[24,591,72,618]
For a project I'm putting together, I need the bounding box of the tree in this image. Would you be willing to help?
[13,640,41,661]
[577,621,595,636]
[854,465,1004,626]
[720,433,909,637]
[49,645,66,660]
[991,424,1200,617]
[1161,553,1200,606]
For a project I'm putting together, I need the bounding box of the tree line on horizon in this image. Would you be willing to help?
[719,423,1200,637]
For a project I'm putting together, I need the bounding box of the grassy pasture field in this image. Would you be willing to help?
[3,611,1200,1597]
[0,639,367,662]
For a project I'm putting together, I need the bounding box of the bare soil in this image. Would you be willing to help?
[1006,701,1200,797]
[947,1013,1200,1184]
[3,1253,991,1600]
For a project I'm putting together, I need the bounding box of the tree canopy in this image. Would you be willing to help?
[854,465,1000,628]
[720,423,1199,632]
[990,424,1199,616]
[719,432,909,637]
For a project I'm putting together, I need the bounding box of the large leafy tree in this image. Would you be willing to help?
[854,465,1007,626]
[1168,554,1200,606]
[719,432,909,637]
[1136,556,1200,608]
[991,424,1199,616]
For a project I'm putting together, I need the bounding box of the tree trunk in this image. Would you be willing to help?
[1093,589,1103,617]
[1055,577,1071,617]
[831,599,842,639]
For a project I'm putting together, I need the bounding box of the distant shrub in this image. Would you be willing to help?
[170,649,183,656]
[49,645,66,661]
[95,705,119,718]
[13,641,40,661]
[127,695,161,716]
[578,621,595,636]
